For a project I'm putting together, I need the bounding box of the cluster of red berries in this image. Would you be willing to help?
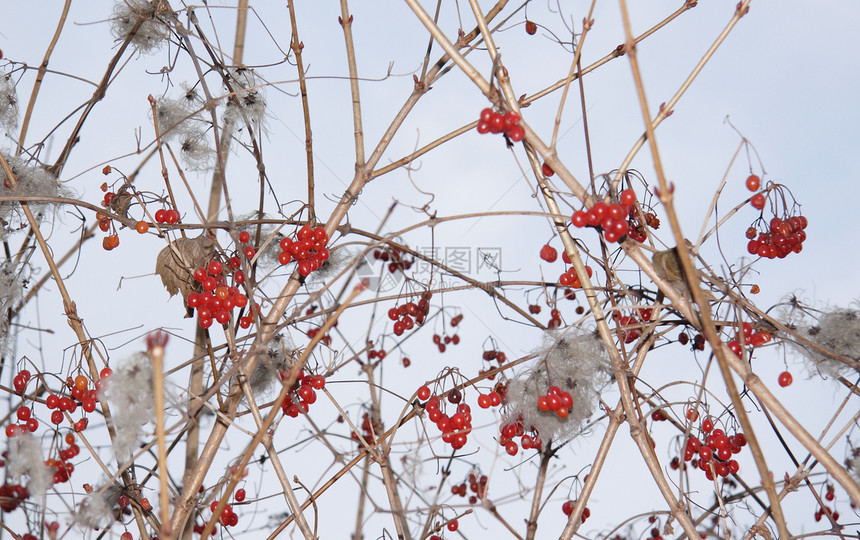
[278,224,330,277]
[681,418,747,481]
[571,189,637,243]
[154,207,181,225]
[725,321,772,359]
[388,297,429,336]
[746,215,808,259]
[678,331,706,351]
[0,482,29,512]
[613,308,652,344]
[432,313,462,353]
[422,390,472,450]
[450,472,488,504]
[6,370,104,438]
[477,348,507,380]
[547,308,563,329]
[476,108,525,142]
[209,499,240,528]
[188,259,252,329]
[476,390,503,409]
[280,370,326,419]
[814,484,840,522]
[561,500,590,522]
[45,432,83,485]
[351,411,384,444]
[536,385,574,418]
[558,264,593,289]
[498,415,543,456]
[306,326,333,346]
[373,246,413,274]
[191,524,217,537]
[367,343,387,361]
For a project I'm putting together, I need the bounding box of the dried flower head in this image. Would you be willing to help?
[100,352,154,461]
[111,0,171,54]
[503,330,611,446]
[6,432,53,501]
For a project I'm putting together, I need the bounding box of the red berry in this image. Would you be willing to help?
[417,385,431,401]
[208,260,223,275]
[541,162,554,177]
[525,20,537,35]
[620,188,636,207]
[778,371,793,387]
[507,124,525,142]
[447,519,459,532]
[745,174,760,191]
[750,193,766,210]
[539,244,558,263]
[235,488,246,502]
[238,231,250,243]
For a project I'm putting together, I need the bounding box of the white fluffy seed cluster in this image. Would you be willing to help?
[75,487,119,530]
[849,453,860,483]
[0,154,64,238]
[110,0,171,54]
[100,352,154,462]
[504,330,611,445]
[153,88,214,171]
[0,73,19,131]
[6,432,52,501]
[786,307,860,378]
[248,336,292,396]
[223,68,266,134]
[0,260,24,357]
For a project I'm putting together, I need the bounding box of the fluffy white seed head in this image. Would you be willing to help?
[785,306,860,378]
[100,352,154,461]
[248,336,293,395]
[6,432,53,501]
[0,72,19,131]
[503,330,611,446]
[75,487,119,530]
[223,68,266,134]
[0,154,65,238]
[111,0,171,54]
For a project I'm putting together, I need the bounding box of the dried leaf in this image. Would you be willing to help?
[109,185,133,219]
[155,235,214,299]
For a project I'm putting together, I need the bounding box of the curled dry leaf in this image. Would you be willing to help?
[155,235,214,300]
[108,184,133,220]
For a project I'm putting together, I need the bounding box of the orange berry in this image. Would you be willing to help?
[135,220,149,234]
